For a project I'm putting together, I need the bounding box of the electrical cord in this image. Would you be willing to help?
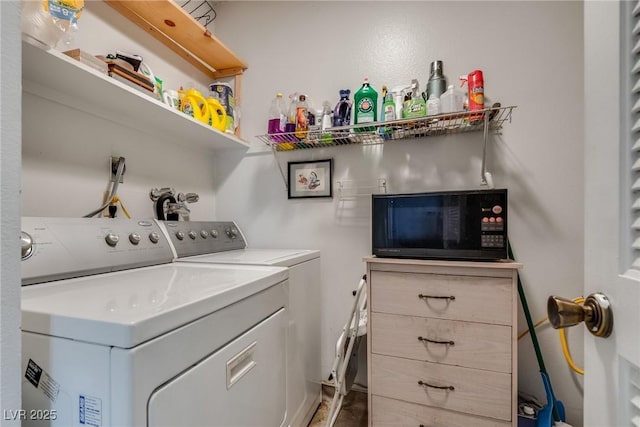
[83,157,125,218]
[111,196,131,218]
[517,296,585,376]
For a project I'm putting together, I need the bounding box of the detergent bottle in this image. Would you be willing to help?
[354,77,378,132]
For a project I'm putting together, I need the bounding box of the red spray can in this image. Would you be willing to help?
[467,70,484,111]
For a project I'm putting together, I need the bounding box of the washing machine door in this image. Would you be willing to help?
[147,308,287,427]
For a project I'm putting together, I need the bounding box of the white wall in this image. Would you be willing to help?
[1,1,22,425]
[211,1,585,425]
[21,1,224,219]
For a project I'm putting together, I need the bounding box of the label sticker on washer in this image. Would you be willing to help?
[25,359,60,402]
[79,394,102,427]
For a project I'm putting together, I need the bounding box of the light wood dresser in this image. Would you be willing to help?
[364,257,521,427]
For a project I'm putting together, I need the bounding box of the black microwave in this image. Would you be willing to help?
[372,189,508,261]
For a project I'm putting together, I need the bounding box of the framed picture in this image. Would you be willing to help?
[288,159,333,199]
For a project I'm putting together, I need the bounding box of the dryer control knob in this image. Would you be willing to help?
[21,232,34,260]
[225,227,238,239]
[188,231,197,240]
[149,232,160,244]
[200,230,209,238]
[210,230,218,238]
[129,233,141,245]
[175,231,185,241]
[105,233,120,247]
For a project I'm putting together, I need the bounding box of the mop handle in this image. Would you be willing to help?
[508,241,561,422]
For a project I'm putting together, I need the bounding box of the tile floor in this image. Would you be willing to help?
[307,385,368,427]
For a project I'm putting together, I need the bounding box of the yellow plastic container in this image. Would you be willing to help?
[181,88,210,125]
[206,97,227,131]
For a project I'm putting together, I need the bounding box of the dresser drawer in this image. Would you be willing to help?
[371,395,512,427]
[370,271,512,325]
[371,312,512,373]
[371,353,512,421]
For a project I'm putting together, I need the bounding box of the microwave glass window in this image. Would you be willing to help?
[374,195,482,250]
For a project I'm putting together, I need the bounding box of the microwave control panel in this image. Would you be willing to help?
[480,202,506,248]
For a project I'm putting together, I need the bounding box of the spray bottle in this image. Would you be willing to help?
[402,79,426,119]
[390,84,410,120]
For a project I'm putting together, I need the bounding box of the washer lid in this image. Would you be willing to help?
[179,248,320,267]
[21,263,288,348]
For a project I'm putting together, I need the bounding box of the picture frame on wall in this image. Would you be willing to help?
[288,159,333,199]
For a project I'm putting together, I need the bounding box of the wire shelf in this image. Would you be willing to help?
[336,179,387,200]
[257,105,515,152]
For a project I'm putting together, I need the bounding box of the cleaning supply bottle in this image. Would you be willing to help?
[440,84,464,113]
[286,93,299,134]
[460,70,484,121]
[354,77,378,132]
[267,92,286,134]
[333,89,352,127]
[320,101,333,144]
[402,79,426,119]
[381,85,396,122]
[295,94,309,139]
[463,70,484,111]
[426,93,441,116]
[391,85,410,120]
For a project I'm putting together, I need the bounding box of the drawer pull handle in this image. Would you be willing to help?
[418,380,455,391]
[418,336,455,346]
[418,294,455,301]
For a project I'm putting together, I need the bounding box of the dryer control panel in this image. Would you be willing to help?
[161,221,246,258]
[21,217,174,285]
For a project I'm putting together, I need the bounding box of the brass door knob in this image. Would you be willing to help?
[547,293,613,338]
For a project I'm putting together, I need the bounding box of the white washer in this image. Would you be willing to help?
[21,217,289,427]
[160,221,321,427]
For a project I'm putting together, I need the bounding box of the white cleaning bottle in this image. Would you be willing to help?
[440,84,464,113]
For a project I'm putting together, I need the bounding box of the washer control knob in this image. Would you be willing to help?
[188,231,197,240]
[200,230,209,238]
[149,232,160,244]
[225,227,238,239]
[210,230,218,238]
[175,231,185,241]
[129,233,141,245]
[21,232,34,260]
[105,233,120,247]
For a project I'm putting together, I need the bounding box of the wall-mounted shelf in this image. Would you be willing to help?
[22,39,250,152]
[257,105,515,151]
[104,0,247,79]
[262,105,516,189]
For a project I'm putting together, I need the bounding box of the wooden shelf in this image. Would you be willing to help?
[104,0,248,80]
[22,39,250,152]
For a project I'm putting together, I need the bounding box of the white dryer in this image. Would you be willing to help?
[21,217,290,427]
[160,221,321,427]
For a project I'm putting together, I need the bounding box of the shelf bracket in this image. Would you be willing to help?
[271,143,289,193]
[480,111,494,188]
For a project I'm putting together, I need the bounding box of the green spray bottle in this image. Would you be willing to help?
[379,85,395,139]
[354,77,378,132]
